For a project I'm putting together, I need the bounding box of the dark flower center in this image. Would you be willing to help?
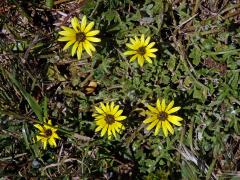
[158,112,168,121]
[76,32,86,42]
[105,115,115,124]
[137,46,146,55]
[44,129,52,137]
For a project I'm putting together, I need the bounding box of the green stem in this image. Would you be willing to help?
[206,158,217,180]
[203,49,240,55]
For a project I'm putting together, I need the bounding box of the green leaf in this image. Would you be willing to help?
[6,71,43,121]
[46,0,54,8]
[22,123,30,149]
[42,96,48,120]
[189,46,202,66]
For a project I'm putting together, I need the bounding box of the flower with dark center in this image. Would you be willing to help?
[76,32,86,42]
[58,16,101,60]
[34,119,60,149]
[137,46,146,55]
[105,115,115,124]
[124,34,158,67]
[93,102,127,140]
[143,99,183,137]
[44,129,52,137]
[158,112,168,121]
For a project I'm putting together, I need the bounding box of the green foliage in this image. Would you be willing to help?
[0,0,240,178]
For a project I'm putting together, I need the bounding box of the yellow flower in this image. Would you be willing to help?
[124,34,158,67]
[143,99,183,137]
[58,16,101,60]
[34,119,60,149]
[93,102,126,140]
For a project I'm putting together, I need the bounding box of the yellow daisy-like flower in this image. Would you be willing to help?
[123,34,158,67]
[143,99,183,137]
[34,119,60,149]
[92,102,126,140]
[58,16,101,60]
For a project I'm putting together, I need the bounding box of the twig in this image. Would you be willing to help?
[0,153,28,161]
[23,35,39,61]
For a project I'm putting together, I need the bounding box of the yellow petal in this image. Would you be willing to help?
[106,103,111,113]
[84,40,96,52]
[58,30,75,36]
[100,102,107,112]
[112,105,120,115]
[126,43,136,50]
[130,38,136,44]
[112,126,117,138]
[114,109,123,118]
[110,102,115,112]
[168,115,183,126]
[108,134,112,140]
[144,36,151,46]
[147,42,155,49]
[95,106,104,114]
[87,37,101,42]
[140,34,145,45]
[165,121,174,134]
[49,137,57,147]
[34,124,44,132]
[162,121,168,137]
[143,116,157,124]
[156,99,161,111]
[42,139,47,149]
[114,122,125,133]
[95,125,102,132]
[81,15,87,32]
[36,135,43,141]
[63,40,76,50]
[108,125,112,137]
[77,42,83,60]
[129,54,138,62]
[167,107,181,114]
[52,133,61,139]
[83,41,93,56]
[84,21,94,33]
[94,115,105,120]
[60,26,76,34]
[86,30,100,37]
[115,116,127,121]
[146,119,159,131]
[137,55,144,67]
[166,100,174,112]
[134,36,139,42]
[51,127,58,133]
[58,36,75,41]
[147,48,158,53]
[146,52,156,58]
[154,121,161,136]
[71,41,79,56]
[101,125,108,137]
[92,113,100,117]
[71,17,81,32]
[144,55,152,64]
[123,51,137,56]
[147,104,159,114]
[96,119,106,126]
[145,110,155,116]
[161,99,166,111]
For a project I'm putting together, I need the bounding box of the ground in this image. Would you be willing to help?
[0,0,240,179]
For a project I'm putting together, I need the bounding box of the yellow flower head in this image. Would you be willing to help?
[124,34,158,67]
[34,119,60,149]
[58,16,101,60]
[143,99,183,137]
[93,102,126,140]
